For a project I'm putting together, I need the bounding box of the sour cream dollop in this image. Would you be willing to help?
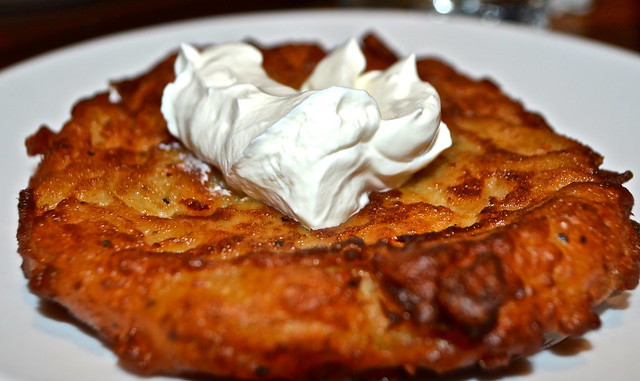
[161,39,451,229]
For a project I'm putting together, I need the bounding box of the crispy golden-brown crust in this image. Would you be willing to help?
[17,35,640,380]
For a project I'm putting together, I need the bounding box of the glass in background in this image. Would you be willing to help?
[421,0,550,27]
[340,0,551,28]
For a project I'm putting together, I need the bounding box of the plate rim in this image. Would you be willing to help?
[2,7,640,79]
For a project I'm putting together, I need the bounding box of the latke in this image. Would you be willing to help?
[17,34,640,380]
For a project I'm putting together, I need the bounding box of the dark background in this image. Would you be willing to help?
[1,0,639,70]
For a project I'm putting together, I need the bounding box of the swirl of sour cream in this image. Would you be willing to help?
[161,39,451,229]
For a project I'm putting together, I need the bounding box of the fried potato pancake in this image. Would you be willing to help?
[17,35,640,380]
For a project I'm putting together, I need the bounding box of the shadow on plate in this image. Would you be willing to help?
[177,357,533,381]
[37,298,110,349]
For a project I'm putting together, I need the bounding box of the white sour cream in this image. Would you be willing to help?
[161,39,451,229]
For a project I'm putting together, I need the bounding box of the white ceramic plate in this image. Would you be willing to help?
[1,9,639,381]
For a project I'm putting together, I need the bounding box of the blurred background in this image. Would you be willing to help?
[0,0,638,70]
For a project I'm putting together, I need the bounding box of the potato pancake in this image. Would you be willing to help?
[17,35,640,380]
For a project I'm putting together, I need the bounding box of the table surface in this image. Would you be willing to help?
[0,0,639,71]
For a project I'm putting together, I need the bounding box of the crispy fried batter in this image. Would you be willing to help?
[17,35,640,380]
